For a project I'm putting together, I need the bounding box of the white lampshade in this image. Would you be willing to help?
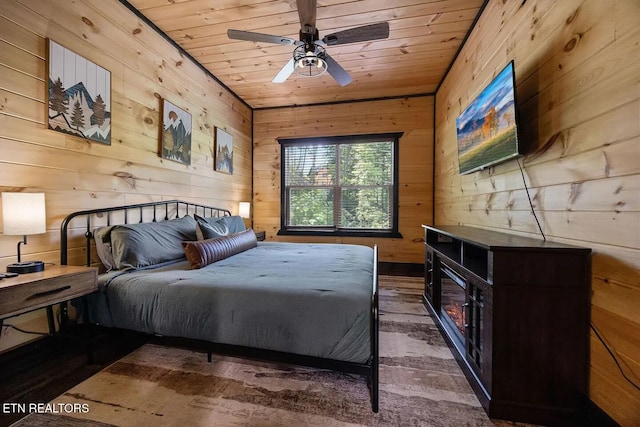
[238,202,251,219]
[2,192,46,235]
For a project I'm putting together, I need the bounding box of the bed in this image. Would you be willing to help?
[60,200,379,412]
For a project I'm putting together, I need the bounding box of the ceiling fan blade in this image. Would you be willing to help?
[296,0,317,33]
[227,29,298,46]
[322,22,390,46]
[324,53,352,86]
[272,58,295,83]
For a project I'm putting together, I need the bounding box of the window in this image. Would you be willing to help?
[278,133,402,237]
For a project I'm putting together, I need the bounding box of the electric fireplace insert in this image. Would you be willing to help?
[439,262,466,351]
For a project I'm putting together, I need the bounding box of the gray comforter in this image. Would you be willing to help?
[87,242,374,364]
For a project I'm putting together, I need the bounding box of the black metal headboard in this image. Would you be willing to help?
[60,200,231,266]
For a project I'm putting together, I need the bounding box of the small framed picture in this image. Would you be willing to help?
[161,99,192,165]
[215,127,233,174]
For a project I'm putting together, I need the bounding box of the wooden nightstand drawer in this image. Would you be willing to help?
[0,265,98,319]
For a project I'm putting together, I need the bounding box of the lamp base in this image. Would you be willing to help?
[7,261,45,274]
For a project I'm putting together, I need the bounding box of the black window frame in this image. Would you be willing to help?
[277,133,402,238]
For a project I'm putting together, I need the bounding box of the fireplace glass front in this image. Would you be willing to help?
[440,263,466,348]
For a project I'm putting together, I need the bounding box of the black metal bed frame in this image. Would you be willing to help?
[60,200,380,412]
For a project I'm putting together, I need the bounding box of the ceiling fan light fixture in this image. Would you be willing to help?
[293,45,327,77]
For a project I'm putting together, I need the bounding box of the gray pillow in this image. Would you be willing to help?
[110,215,197,269]
[194,214,229,240]
[94,226,116,271]
[194,214,246,240]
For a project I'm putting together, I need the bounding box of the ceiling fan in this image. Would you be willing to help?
[227,0,389,86]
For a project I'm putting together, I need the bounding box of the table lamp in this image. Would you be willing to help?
[238,202,251,219]
[2,192,46,273]
[238,201,251,228]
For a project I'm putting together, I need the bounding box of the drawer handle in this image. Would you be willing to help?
[29,286,72,299]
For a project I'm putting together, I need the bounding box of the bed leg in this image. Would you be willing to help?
[207,351,212,363]
[370,245,379,413]
[371,375,379,413]
[371,315,379,413]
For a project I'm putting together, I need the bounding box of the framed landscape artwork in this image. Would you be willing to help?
[215,127,233,174]
[47,39,111,144]
[161,99,192,165]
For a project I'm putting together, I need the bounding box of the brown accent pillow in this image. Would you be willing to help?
[182,229,257,269]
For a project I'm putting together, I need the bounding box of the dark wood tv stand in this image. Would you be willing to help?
[422,225,591,425]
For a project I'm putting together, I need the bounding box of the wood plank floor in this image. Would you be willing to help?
[0,328,147,427]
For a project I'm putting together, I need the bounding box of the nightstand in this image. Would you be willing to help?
[0,265,98,335]
[255,230,266,241]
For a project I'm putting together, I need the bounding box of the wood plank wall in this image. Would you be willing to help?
[253,97,434,264]
[434,0,640,424]
[0,0,252,352]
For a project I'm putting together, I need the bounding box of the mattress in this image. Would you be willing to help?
[86,242,374,364]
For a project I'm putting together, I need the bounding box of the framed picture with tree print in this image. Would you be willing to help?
[161,99,192,165]
[47,39,111,144]
[214,127,233,174]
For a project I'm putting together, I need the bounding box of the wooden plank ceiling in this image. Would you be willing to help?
[125,0,485,109]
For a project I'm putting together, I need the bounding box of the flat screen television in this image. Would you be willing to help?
[455,61,520,175]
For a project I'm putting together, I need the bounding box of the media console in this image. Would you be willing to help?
[422,225,591,425]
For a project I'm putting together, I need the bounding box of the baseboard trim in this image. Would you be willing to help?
[378,262,423,277]
[581,397,620,426]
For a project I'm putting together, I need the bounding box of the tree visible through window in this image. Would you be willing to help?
[279,133,401,237]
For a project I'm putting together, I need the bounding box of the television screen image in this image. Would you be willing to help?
[456,61,520,175]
